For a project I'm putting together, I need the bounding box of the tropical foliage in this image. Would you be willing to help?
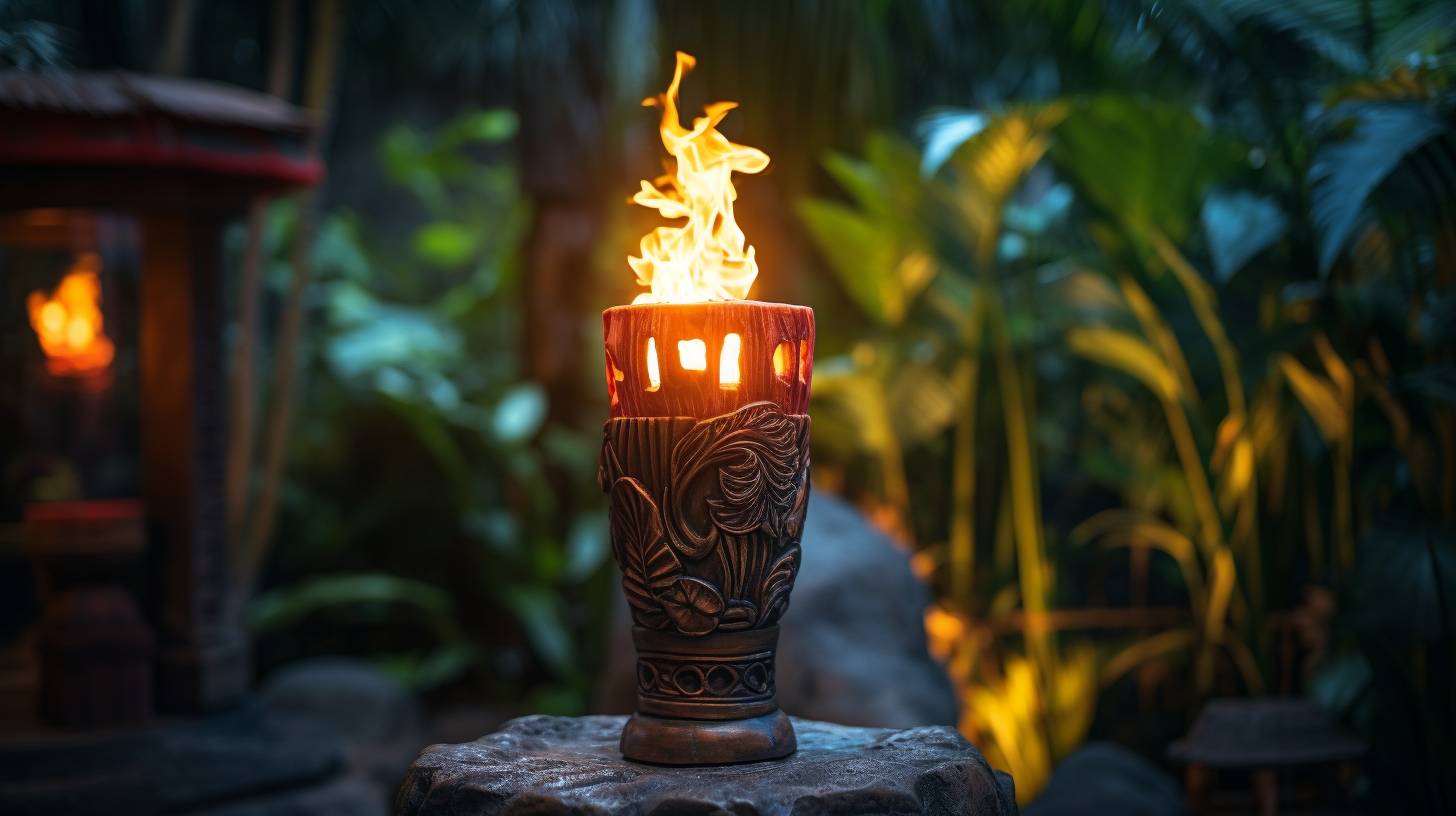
[799,0,1455,806]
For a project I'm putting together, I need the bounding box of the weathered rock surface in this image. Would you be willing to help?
[0,699,343,816]
[600,491,959,729]
[0,659,421,816]
[261,657,424,800]
[395,714,1017,816]
[1025,742,1185,816]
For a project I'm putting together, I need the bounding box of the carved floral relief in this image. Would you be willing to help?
[601,402,810,637]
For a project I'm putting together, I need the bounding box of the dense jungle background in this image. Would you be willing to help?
[3,0,1454,811]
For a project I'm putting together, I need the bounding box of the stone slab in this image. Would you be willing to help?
[395,714,1016,816]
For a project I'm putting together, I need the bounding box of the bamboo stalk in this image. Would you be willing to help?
[949,301,983,603]
[226,0,297,569]
[986,287,1059,743]
[240,0,342,594]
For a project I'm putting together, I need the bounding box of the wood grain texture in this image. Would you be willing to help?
[603,301,814,418]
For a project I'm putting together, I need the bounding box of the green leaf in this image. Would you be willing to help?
[1309,102,1446,274]
[888,361,960,444]
[796,199,934,325]
[1053,97,1244,245]
[249,573,455,634]
[441,109,519,147]
[325,305,462,380]
[1309,650,1371,716]
[564,511,609,581]
[374,643,479,691]
[502,586,572,673]
[1354,525,1456,642]
[1375,4,1456,72]
[313,212,371,282]
[1211,0,1367,72]
[1201,189,1288,282]
[414,222,480,267]
[491,383,547,443]
[838,134,926,217]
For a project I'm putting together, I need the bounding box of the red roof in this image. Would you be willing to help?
[0,70,323,203]
[0,70,314,132]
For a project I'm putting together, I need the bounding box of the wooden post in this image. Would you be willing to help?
[139,213,247,713]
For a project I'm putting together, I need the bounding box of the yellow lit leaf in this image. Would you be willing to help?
[1068,327,1181,401]
[1314,332,1353,401]
[1205,547,1235,643]
[1074,510,1205,617]
[1279,356,1348,441]
[1211,414,1243,470]
[1101,628,1196,687]
[1216,437,1255,515]
[1051,646,1099,757]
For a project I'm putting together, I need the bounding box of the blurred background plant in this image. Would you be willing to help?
[3,0,1453,810]
[795,0,1456,805]
[243,107,613,712]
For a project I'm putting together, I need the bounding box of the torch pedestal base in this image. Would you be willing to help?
[395,715,1020,816]
[620,708,795,765]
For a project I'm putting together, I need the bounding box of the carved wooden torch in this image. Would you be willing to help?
[600,51,813,764]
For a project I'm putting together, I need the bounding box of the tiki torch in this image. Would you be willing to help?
[600,51,814,765]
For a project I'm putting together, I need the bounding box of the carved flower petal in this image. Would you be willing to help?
[660,576,724,636]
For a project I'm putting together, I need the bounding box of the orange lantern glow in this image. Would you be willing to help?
[27,253,116,377]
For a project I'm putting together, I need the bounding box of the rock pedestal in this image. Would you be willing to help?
[395,715,1017,816]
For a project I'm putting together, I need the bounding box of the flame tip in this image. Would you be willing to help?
[627,52,768,305]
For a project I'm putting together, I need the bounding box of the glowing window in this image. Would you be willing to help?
[678,338,707,371]
[773,341,794,381]
[798,340,811,384]
[645,337,661,391]
[719,333,741,387]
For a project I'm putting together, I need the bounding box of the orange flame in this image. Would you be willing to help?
[629,51,770,304]
[27,253,115,377]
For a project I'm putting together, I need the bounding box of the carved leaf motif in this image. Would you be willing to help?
[784,454,811,545]
[609,477,677,630]
[599,432,629,492]
[659,576,725,636]
[666,402,804,559]
[757,544,800,626]
[719,600,758,631]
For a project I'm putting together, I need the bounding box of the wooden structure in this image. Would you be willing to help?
[0,70,322,715]
[1172,697,1365,815]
